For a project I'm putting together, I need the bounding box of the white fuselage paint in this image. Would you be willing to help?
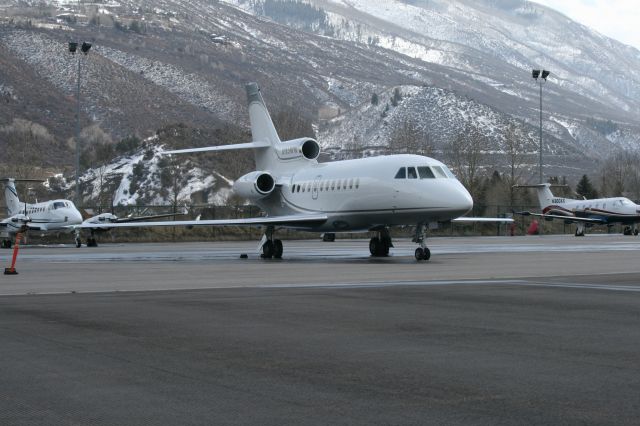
[1,199,83,235]
[256,154,474,232]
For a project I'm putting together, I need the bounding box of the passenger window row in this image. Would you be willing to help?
[395,165,454,179]
[291,178,360,194]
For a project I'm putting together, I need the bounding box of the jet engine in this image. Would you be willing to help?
[233,171,276,201]
[275,138,320,161]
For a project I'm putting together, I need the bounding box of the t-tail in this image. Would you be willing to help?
[162,83,320,176]
[2,178,20,217]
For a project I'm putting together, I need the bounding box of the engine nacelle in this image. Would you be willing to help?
[233,171,276,201]
[275,138,320,161]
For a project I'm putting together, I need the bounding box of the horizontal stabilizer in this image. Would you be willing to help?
[162,141,271,155]
[72,214,328,230]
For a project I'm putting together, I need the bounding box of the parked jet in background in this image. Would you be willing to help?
[516,183,640,236]
[80,83,512,261]
[1,178,182,248]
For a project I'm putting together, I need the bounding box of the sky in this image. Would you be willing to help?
[533,0,640,50]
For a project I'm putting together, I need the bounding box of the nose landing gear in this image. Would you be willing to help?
[413,223,431,261]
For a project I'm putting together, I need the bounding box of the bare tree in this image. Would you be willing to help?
[343,134,364,159]
[446,124,489,201]
[502,123,527,208]
[388,118,433,156]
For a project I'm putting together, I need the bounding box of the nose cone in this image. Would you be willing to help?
[70,208,83,224]
[454,182,474,215]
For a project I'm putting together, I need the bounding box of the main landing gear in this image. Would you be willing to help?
[259,226,283,259]
[369,228,393,257]
[75,231,99,247]
[412,223,431,261]
[1,239,12,249]
[623,225,639,236]
[574,224,585,237]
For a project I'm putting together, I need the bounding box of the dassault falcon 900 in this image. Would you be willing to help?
[75,83,511,261]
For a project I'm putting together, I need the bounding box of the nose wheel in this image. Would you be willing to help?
[414,247,430,261]
[412,223,431,262]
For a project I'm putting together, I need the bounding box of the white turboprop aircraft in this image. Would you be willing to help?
[1,178,182,248]
[76,82,511,261]
[516,183,640,236]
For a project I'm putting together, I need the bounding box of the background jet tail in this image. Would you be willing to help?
[514,184,556,208]
[2,178,20,216]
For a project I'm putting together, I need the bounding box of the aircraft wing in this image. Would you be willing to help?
[513,211,606,224]
[72,214,329,229]
[452,217,514,223]
[114,212,187,223]
[162,141,271,155]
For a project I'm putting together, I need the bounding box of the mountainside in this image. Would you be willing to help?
[1,0,640,205]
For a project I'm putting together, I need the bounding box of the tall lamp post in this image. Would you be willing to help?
[532,69,550,184]
[69,40,92,205]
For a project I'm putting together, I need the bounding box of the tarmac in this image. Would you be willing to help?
[1,235,640,425]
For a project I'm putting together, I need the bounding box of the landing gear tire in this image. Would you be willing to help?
[87,237,98,247]
[274,239,283,259]
[635,229,639,236]
[369,237,389,257]
[1,240,11,249]
[75,238,82,248]
[322,233,335,242]
[369,237,380,256]
[623,226,632,236]
[575,229,585,237]
[261,240,275,259]
[415,247,430,261]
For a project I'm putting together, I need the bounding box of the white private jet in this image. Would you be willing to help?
[516,183,640,236]
[1,178,182,248]
[77,82,511,261]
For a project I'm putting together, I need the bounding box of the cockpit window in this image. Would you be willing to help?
[407,167,418,179]
[53,201,66,209]
[442,166,456,179]
[417,166,435,179]
[395,167,406,179]
[432,166,447,178]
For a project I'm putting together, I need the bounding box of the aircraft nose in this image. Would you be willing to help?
[455,183,474,214]
[71,209,83,224]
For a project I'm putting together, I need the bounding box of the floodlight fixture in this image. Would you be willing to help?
[541,69,550,80]
[81,42,92,54]
[532,69,540,79]
[68,41,78,54]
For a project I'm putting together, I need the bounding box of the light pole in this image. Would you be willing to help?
[69,40,92,206]
[532,69,550,184]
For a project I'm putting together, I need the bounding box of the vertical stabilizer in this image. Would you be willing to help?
[246,83,280,171]
[3,179,20,216]
[246,83,281,146]
[533,184,555,208]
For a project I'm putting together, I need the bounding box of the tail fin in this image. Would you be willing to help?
[245,83,281,170]
[514,184,555,208]
[246,83,281,146]
[2,178,20,216]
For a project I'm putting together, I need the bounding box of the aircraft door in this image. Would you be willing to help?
[312,175,322,200]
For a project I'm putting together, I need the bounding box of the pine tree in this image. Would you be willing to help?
[575,174,598,199]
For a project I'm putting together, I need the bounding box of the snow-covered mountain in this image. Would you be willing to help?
[1,0,639,197]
